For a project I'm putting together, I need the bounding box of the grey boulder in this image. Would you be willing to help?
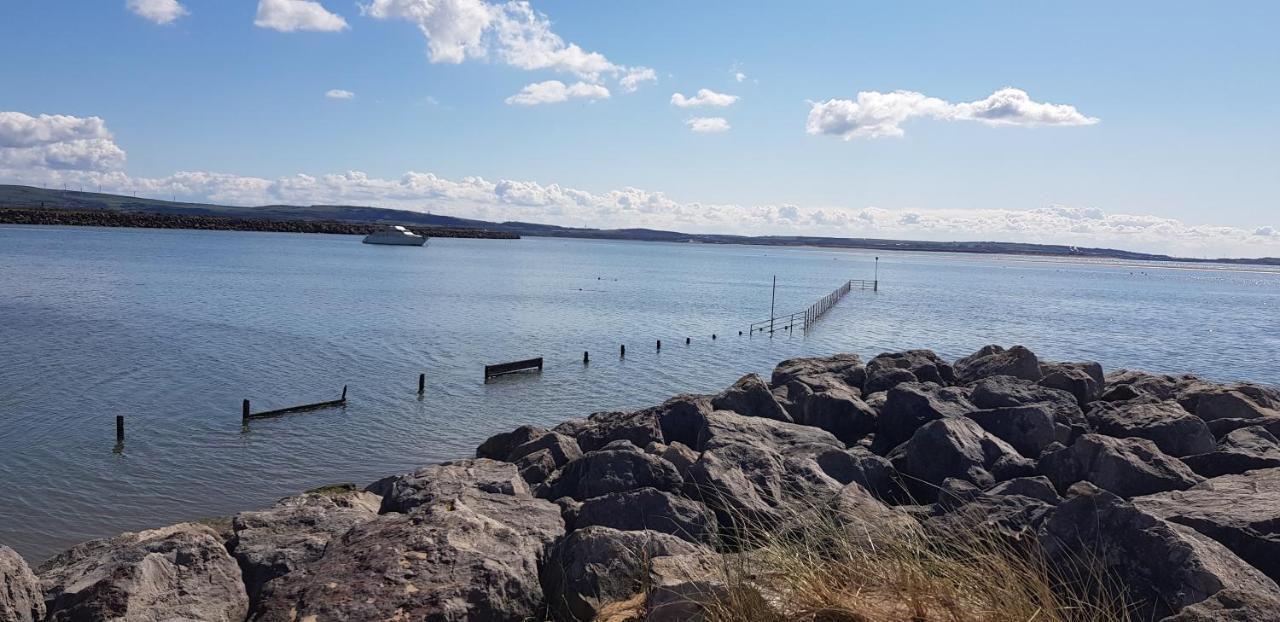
[573,487,717,545]
[0,546,43,622]
[953,345,1042,385]
[380,458,530,513]
[967,405,1059,458]
[38,523,248,622]
[1135,468,1280,584]
[1181,426,1280,478]
[877,382,976,449]
[1038,360,1105,407]
[541,441,683,501]
[710,373,792,423]
[1190,385,1280,422]
[863,349,955,394]
[796,386,878,445]
[1086,400,1217,457]
[1039,433,1203,498]
[889,417,1035,500]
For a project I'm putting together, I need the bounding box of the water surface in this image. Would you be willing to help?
[1,225,1276,560]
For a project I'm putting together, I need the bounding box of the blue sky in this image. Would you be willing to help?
[1,1,1277,256]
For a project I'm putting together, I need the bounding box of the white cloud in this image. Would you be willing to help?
[619,67,657,93]
[362,0,650,91]
[0,112,126,171]
[325,89,356,100]
[807,87,1098,140]
[734,72,746,83]
[126,0,188,25]
[671,89,738,108]
[686,117,730,133]
[255,0,348,32]
[505,80,609,106]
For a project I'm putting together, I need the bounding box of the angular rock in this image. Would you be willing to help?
[927,493,1054,544]
[380,458,529,513]
[643,553,732,622]
[542,526,705,622]
[1087,400,1217,457]
[1101,370,1206,404]
[863,349,955,394]
[0,546,43,622]
[230,486,380,607]
[1135,468,1280,583]
[1038,360,1105,407]
[38,523,248,622]
[1192,385,1280,422]
[1206,415,1280,440]
[771,353,865,393]
[1040,487,1280,620]
[658,441,698,480]
[954,345,1041,385]
[696,409,843,454]
[988,476,1063,505]
[574,487,717,545]
[710,373,792,423]
[253,492,563,622]
[476,424,547,460]
[1039,434,1203,498]
[509,431,583,484]
[969,375,1086,436]
[542,442,683,501]
[651,394,714,449]
[516,448,561,485]
[888,417,1034,501]
[967,405,1059,458]
[878,382,976,449]
[1182,427,1280,478]
[574,409,665,453]
[1160,588,1280,621]
[797,386,877,445]
[811,445,897,500]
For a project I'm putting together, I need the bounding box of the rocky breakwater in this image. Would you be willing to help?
[4,345,1280,620]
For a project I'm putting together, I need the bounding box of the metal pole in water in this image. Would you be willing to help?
[875,257,879,291]
[418,373,426,395]
[621,344,626,358]
[769,275,776,335]
[116,416,124,442]
[242,399,251,421]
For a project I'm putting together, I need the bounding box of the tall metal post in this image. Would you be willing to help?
[769,275,776,335]
[874,257,879,291]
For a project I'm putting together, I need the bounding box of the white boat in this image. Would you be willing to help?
[362,225,427,246]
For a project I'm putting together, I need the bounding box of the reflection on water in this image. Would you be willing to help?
[0,225,1276,560]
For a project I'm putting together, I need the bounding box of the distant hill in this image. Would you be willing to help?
[3,184,1276,266]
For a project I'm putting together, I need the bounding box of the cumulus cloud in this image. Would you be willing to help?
[686,117,730,133]
[504,80,609,106]
[619,67,657,93]
[325,89,355,99]
[255,0,348,32]
[127,0,188,25]
[807,87,1098,140]
[0,112,126,171]
[362,0,651,91]
[671,89,738,108]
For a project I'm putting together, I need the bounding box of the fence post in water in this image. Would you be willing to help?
[116,415,124,442]
[620,344,626,358]
[418,373,426,395]
[657,339,661,351]
[341,385,348,401]
[583,351,589,364]
[242,399,250,421]
[686,337,690,345]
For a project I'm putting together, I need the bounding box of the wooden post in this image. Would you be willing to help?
[583,351,589,364]
[620,344,626,358]
[341,385,348,401]
[712,334,717,340]
[116,415,124,442]
[769,275,776,334]
[242,399,251,420]
[656,339,661,351]
[686,337,690,345]
[418,373,426,395]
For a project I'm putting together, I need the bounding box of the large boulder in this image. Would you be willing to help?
[229,486,380,607]
[1040,486,1280,620]
[888,417,1035,500]
[927,492,1054,544]
[1191,385,1280,422]
[796,386,877,445]
[967,405,1059,458]
[969,375,1086,436]
[0,546,43,622]
[953,345,1041,385]
[541,442,683,501]
[253,491,563,622]
[38,523,248,622]
[571,409,665,453]
[1160,588,1280,621]
[1086,400,1217,457]
[695,409,844,454]
[541,526,706,622]
[508,431,583,484]
[650,394,714,450]
[1039,434,1203,498]
[1101,370,1207,404]
[573,487,717,545]
[877,382,977,449]
[380,458,530,513]
[1135,468,1280,583]
[710,373,792,423]
[863,350,955,394]
[1038,361,1105,407]
[1181,427,1280,478]
[1205,415,1280,440]
[476,424,547,460]
[771,354,865,393]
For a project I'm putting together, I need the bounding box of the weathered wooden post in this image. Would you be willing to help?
[116,415,124,442]
[242,399,251,420]
[686,337,691,345]
[656,339,662,351]
[620,344,626,358]
[418,373,426,395]
[583,351,590,364]
[341,385,347,401]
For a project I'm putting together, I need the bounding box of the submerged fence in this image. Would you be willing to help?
[748,278,877,335]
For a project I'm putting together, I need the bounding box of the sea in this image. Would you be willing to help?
[1,224,1277,561]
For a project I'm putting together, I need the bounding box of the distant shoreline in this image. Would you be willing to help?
[0,207,520,240]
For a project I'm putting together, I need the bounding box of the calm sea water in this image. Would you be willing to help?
[1,225,1277,561]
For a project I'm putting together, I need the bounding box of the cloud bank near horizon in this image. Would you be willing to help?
[2,110,1275,258]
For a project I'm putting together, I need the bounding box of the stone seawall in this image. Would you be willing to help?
[3,345,1280,621]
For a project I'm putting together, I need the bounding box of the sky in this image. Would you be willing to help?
[1,1,1278,257]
